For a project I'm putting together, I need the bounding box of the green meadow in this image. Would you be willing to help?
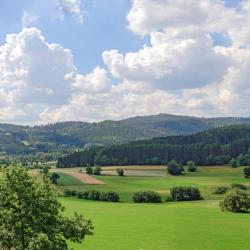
[53,166,250,249]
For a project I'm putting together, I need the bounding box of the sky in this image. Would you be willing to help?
[0,0,249,124]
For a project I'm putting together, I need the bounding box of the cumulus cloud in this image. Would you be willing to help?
[57,0,85,23]
[1,1,250,124]
[22,12,38,28]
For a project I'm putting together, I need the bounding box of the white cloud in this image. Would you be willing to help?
[22,12,38,28]
[1,1,250,124]
[57,0,85,23]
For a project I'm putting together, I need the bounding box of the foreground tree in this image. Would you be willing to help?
[220,189,250,213]
[0,166,93,250]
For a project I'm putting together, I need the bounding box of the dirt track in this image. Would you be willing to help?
[67,172,104,185]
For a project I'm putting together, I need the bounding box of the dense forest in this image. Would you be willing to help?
[57,125,250,167]
[1,114,250,165]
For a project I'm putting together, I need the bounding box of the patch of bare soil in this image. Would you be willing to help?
[67,172,105,185]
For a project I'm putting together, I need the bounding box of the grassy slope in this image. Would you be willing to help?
[62,198,250,250]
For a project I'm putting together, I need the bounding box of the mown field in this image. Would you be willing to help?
[52,165,250,249]
[64,198,250,250]
[54,166,250,202]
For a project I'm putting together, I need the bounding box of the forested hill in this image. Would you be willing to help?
[1,114,250,157]
[57,125,250,167]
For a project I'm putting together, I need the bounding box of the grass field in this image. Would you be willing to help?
[55,166,250,202]
[41,166,250,249]
[63,198,250,250]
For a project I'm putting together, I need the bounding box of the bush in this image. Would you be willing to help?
[133,191,162,203]
[71,190,77,196]
[243,167,250,178]
[165,196,173,202]
[50,172,60,184]
[213,186,229,195]
[88,190,101,200]
[220,189,250,213]
[77,191,90,199]
[93,166,102,176]
[100,191,120,202]
[187,161,197,172]
[167,160,183,176]
[63,189,73,197]
[76,191,84,198]
[86,165,93,175]
[231,183,247,190]
[230,158,238,168]
[116,168,124,176]
[170,186,202,201]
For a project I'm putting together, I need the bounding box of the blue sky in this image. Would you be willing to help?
[0,0,249,124]
[0,0,239,73]
[0,0,148,74]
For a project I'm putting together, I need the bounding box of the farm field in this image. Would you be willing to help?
[50,165,250,249]
[63,198,250,250]
[54,166,250,202]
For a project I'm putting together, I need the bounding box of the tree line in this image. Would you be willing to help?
[57,125,250,167]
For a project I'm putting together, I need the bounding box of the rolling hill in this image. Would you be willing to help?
[1,114,250,156]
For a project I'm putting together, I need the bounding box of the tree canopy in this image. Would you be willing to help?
[0,166,93,250]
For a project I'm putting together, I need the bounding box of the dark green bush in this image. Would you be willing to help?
[63,189,73,197]
[220,189,250,213]
[76,191,84,198]
[170,186,202,201]
[231,183,247,190]
[133,191,162,203]
[100,191,120,202]
[88,190,101,200]
[243,167,250,178]
[167,160,183,176]
[116,168,124,176]
[213,186,229,195]
[71,190,77,196]
[187,161,197,172]
[86,165,93,175]
[165,196,173,202]
[230,158,238,168]
[93,166,102,175]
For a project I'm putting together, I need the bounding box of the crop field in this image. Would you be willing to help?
[50,165,250,249]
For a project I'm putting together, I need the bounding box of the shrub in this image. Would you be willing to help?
[231,183,247,190]
[170,186,202,201]
[230,158,238,168]
[167,160,183,176]
[100,191,120,202]
[63,189,73,197]
[220,189,250,213]
[50,172,60,184]
[86,165,93,175]
[165,196,173,202]
[116,168,124,176]
[213,186,229,195]
[243,167,250,178]
[76,191,84,198]
[133,191,162,203]
[71,190,77,196]
[100,192,108,201]
[93,166,102,176]
[88,190,101,200]
[187,160,197,172]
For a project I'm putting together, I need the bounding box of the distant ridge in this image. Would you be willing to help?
[0,113,250,156]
